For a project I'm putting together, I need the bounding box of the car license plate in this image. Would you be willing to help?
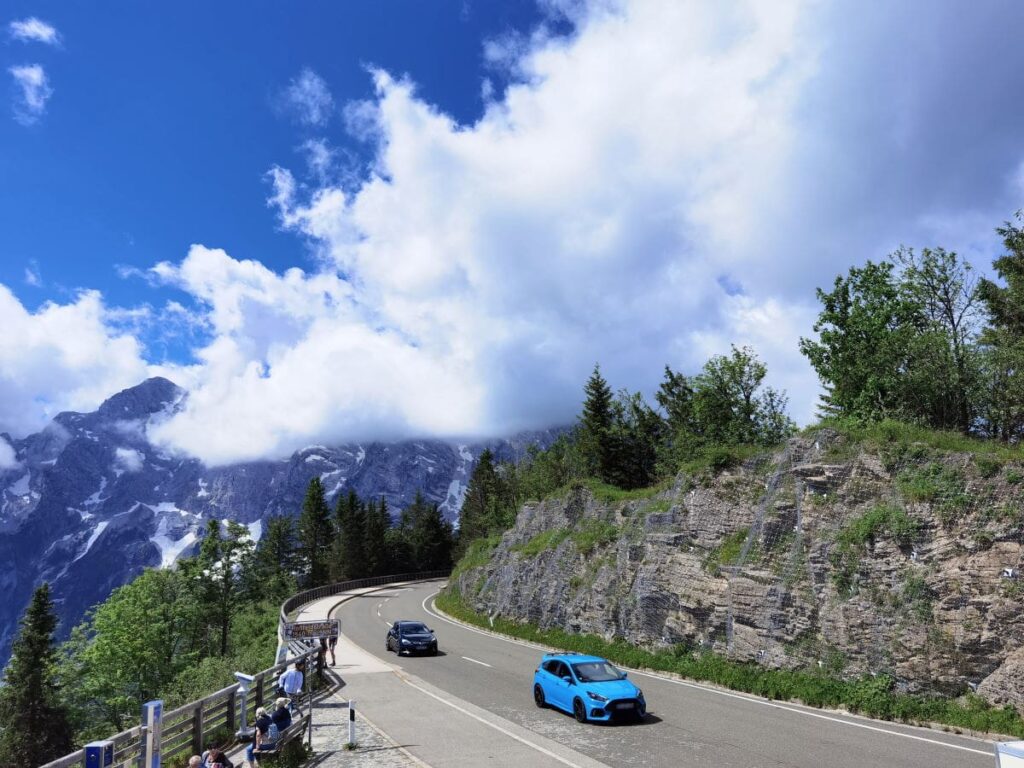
[615,702,634,710]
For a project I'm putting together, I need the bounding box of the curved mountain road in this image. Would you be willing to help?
[322,579,994,768]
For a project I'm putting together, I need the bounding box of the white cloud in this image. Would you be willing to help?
[146,246,482,464]
[24,263,41,287]
[9,64,53,125]
[0,436,17,470]
[4,0,1024,466]
[8,18,60,46]
[114,447,145,473]
[0,285,162,435]
[282,68,334,126]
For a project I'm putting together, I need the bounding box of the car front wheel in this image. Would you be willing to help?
[533,684,546,709]
[573,697,587,723]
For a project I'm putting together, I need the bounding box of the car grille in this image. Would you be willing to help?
[607,698,640,713]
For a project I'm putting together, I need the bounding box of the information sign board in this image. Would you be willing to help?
[285,618,339,640]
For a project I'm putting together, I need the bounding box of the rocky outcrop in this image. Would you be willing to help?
[452,432,1024,709]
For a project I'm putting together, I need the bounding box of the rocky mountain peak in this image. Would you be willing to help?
[95,377,184,421]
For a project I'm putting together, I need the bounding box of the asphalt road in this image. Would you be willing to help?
[333,579,997,768]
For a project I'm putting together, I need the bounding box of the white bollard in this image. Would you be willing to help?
[348,699,357,746]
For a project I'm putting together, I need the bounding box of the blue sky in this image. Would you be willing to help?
[2,1,1024,465]
[2,1,546,345]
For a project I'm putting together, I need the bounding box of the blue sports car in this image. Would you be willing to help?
[533,653,646,723]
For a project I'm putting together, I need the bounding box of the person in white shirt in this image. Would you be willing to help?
[277,663,303,698]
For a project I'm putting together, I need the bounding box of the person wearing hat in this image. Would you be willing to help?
[271,696,292,732]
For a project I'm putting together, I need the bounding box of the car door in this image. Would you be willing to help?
[551,661,574,711]
[387,622,398,649]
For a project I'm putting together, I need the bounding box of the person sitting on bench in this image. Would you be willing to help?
[245,707,277,767]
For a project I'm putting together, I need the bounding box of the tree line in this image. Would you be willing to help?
[458,345,794,549]
[800,214,1024,439]
[0,484,452,765]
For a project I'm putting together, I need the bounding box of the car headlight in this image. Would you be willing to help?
[586,691,608,703]
[401,639,411,645]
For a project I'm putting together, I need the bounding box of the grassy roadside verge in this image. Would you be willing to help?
[435,589,1023,738]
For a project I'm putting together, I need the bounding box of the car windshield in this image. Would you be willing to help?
[401,623,429,634]
[572,661,625,682]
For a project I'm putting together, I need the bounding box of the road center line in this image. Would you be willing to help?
[421,590,992,758]
[462,655,492,668]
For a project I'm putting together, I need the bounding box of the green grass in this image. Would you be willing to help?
[452,535,502,580]
[435,590,1024,737]
[816,418,1024,461]
[831,504,919,597]
[570,477,672,504]
[571,519,619,553]
[704,528,752,575]
[512,528,570,557]
[1006,467,1024,485]
[896,463,969,523]
[679,444,766,476]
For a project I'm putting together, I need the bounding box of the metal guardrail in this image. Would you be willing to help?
[41,570,450,768]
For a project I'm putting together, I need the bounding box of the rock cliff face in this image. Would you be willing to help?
[0,377,557,667]
[452,430,1024,710]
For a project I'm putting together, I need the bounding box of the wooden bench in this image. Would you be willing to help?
[251,714,308,764]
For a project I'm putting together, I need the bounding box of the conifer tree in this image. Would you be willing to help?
[341,492,367,578]
[297,477,333,586]
[403,493,453,571]
[0,583,74,767]
[363,496,390,576]
[579,364,615,482]
[458,448,498,547]
[250,515,298,600]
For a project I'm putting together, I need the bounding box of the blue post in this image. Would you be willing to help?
[84,741,113,768]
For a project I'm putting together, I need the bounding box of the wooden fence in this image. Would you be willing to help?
[40,570,449,768]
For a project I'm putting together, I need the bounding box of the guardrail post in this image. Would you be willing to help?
[191,703,204,755]
[254,673,264,709]
[226,689,236,734]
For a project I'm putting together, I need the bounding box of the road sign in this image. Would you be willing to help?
[284,618,339,640]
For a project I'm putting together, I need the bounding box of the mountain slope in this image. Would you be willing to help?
[0,378,556,666]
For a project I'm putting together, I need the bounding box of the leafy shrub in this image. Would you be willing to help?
[451,535,501,581]
[976,456,1004,479]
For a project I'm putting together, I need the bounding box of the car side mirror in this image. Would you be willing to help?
[622,672,628,678]
[429,628,434,633]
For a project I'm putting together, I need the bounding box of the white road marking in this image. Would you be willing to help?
[462,655,493,668]
[395,672,588,768]
[421,591,992,758]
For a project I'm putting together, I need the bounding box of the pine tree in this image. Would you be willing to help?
[404,493,453,571]
[579,364,615,482]
[297,477,333,586]
[0,583,74,767]
[363,497,390,576]
[458,448,498,547]
[341,492,367,578]
[250,515,298,600]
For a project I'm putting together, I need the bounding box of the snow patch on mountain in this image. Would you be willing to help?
[151,516,198,568]
[9,472,30,497]
[73,521,109,564]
